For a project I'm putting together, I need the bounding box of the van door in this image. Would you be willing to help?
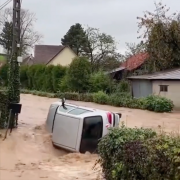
[80,116,103,153]
[52,114,80,150]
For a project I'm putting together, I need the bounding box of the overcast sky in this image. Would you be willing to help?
[1,0,180,54]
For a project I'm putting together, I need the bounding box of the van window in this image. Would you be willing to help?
[57,105,74,113]
[68,108,92,115]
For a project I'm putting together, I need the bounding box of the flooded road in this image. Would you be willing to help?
[0,94,180,180]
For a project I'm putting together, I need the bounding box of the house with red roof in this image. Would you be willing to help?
[109,52,149,80]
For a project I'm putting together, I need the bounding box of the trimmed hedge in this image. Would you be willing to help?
[98,125,180,180]
[21,90,174,113]
[0,90,9,129]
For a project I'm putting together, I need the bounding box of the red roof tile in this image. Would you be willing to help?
[120,53,149,71]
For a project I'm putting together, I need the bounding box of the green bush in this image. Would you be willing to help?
[89,70,112,93]
[52,65,67,92]
[115,79,130,93]
[143,95,174,112]
[93,91,109,104]
[0,90,9,129]
[59,74,70,92]
[98,125,180,180]
[20,64,66,92]
[67,57,91,92]
[20,65,28,88]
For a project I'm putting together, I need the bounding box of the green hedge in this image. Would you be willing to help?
[98,125,180,180]
[0,64,67,93]
[0,90,9,129]
[21,90,174,113]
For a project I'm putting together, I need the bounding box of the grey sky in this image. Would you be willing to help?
[3,0,180,54]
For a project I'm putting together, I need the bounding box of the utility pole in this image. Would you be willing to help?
[8,0,21,104]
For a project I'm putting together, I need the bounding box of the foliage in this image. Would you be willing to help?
[115,80,130,92]
[52,65,67,92]
[62,24,121,72]
[143,95,174,112]
[89,70,112,93]
[67,57,91,92]
[0,21,13,54]
[61,23,87,56]
[0,8,43,55]
[124,41,146,59]
[59,74,70,92]
[93,91,109,104]
[98,125,180,180]
[0,90,9,129]
[84,26,120,71]
[14,65,66,92]
[137,2,180,72]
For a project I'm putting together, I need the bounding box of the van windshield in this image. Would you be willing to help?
[68,108,92,115]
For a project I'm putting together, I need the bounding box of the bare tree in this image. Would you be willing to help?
[0,8,43,55]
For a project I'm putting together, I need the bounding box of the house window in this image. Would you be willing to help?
[159,85,168,92]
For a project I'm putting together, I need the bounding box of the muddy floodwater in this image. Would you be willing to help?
[0,94,180,180]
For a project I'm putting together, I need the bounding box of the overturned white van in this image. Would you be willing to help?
[46,99,121,153]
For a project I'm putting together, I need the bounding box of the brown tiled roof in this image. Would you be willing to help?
[33,45,66,65]
[120,53,149,71]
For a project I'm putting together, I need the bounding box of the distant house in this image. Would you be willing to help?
[128,68,180,108]
[108,53,148,81]
[23,45,77,66]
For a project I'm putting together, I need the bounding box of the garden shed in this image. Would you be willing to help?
[128,68,180,109]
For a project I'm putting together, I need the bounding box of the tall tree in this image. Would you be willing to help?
[84,26,119,71]
[61,23,87,55]
[0,21,13,55]
[137,2,180,72]
[124,41,146,59]
[0,8,43,55]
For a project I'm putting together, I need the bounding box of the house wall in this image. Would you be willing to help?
[131,79,152,98]
[152,80,180,109]
[47,47,77,66]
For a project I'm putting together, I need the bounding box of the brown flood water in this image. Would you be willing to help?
[0,94,180,180]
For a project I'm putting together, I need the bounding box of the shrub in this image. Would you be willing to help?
[143,95,174,112]
[98,124,157,180]
[79,93,93,102]
[108,92,132,107]
[20,65,28,88]
[52,65,67,92]
[93,91,109,104]
[67,57,91,92]
[115,79,130,93]
[59,74,70,92]
[98,125,180,180]
[89,70,112,93]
